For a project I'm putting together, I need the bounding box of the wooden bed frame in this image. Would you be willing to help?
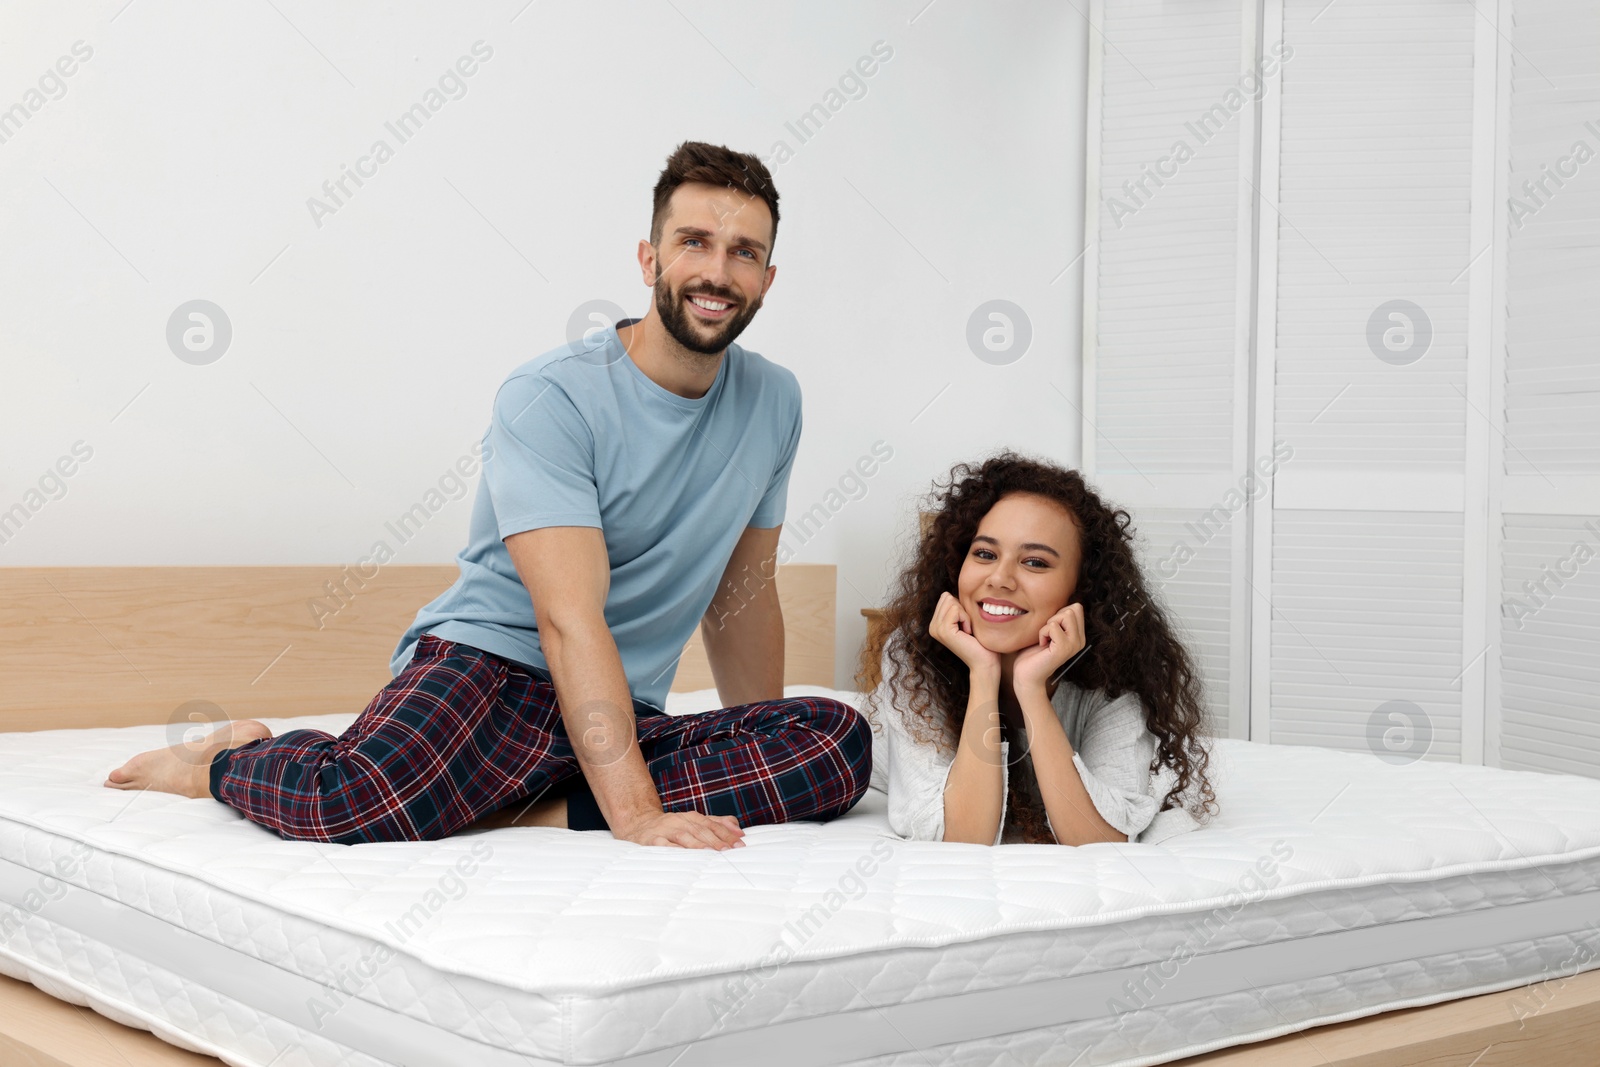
[0,565,836,733]
[1,565,1595,1065]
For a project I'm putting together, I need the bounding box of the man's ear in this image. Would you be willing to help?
[637,238,660,284]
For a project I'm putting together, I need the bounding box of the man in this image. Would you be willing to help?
[107,141,872,850]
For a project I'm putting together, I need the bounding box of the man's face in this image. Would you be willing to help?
[646,183,776,354]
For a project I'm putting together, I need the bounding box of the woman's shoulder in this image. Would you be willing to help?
[1050,682,1153,759]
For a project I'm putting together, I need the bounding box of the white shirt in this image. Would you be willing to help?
[867,645,1202,846]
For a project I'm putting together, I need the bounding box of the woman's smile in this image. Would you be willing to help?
[977,597,1027,623]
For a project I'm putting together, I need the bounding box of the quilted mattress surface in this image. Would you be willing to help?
[2,687,1600,1067]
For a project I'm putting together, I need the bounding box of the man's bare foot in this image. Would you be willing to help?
[104,720,274,799]
[470,796,567,831]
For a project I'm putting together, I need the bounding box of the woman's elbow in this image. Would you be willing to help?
[1049,826,1132,846]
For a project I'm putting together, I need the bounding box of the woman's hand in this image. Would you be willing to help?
[929,592,1001,676]
[1012,603,1086,695]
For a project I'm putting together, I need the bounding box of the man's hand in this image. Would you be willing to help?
[613,810,746,849]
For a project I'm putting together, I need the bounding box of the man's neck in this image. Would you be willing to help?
[617,315,724,400]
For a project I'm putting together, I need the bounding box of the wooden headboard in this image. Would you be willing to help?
[0,565,835,733]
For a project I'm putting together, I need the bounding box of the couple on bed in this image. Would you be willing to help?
[106,141,1216,849]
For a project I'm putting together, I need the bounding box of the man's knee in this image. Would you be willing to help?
[805,697,873,804]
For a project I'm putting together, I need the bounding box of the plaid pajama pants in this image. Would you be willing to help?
[209,634,872,845]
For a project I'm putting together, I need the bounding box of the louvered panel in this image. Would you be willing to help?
[1093,0,1244,474]
[1125,508,1234,731]
[1269,511,1463,760]
[1498,514,1600,778]
[1504,1,1600,475]
[1272,0,1473,470]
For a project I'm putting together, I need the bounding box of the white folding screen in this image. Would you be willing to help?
[1082,0,1258,740]
[1255,0,1481,765]
[1086,0,1600,772]
[1490,0,1600,776]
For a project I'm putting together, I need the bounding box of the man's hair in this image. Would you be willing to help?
[649,141,780,262]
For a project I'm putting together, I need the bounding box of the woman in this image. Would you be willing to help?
[867,452,1217,846]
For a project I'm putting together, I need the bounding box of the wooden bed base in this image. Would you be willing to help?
[0,565,1594,1065]
[3,965,1597,1066]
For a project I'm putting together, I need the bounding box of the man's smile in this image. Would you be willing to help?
[687,293,736,320]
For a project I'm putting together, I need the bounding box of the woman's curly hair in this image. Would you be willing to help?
[867,451,1218,843]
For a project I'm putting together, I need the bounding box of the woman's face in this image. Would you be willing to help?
[957,492,1083,655]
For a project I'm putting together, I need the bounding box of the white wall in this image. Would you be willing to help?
[0,1,1087,687]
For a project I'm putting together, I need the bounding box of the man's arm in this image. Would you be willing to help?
[699,525,785,708]
[504,526,744,849]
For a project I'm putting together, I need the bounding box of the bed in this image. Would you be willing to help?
[1,566,1597,1066]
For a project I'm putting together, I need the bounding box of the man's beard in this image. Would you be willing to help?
[654,276,762,355]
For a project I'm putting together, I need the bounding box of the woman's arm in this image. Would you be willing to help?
[941,666,1007,844]
[1016,683,1129,845]
[1010,603,1128,846]
[925,592,1008,845]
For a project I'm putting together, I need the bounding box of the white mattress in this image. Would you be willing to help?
[2,686,1599,1067]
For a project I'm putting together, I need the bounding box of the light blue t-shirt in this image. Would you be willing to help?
[391,320,802,712]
